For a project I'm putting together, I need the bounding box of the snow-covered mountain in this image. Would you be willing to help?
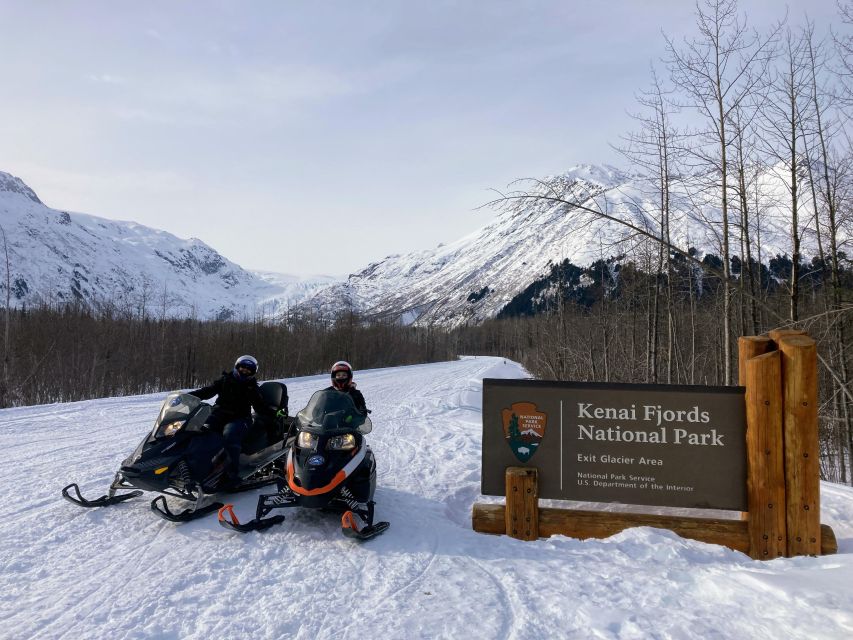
[3,357,852,638]
[297,163,814,327]
[0,171,337,320]
[1,164,814,326]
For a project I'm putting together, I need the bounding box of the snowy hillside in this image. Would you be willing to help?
[299,164,818,327]
[1,357,851,639]
[0,171,336,320]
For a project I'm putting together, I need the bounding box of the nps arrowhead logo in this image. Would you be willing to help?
[501,402,547,462]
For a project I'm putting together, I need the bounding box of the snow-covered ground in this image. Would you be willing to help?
[1,357,852,639]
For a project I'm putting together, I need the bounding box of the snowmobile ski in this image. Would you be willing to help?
[61,483,143,508]
[216,489,297,533]
[150,495,224,523]
[341,520,390,541]
[340,503,389,541]
[217,504,286,533]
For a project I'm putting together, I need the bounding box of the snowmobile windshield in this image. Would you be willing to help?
[296,389,372,435]
[153,393,205,435]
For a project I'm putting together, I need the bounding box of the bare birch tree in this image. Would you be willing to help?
[614,68,684,382]
[664,0,779,383]
[757,26,813,322]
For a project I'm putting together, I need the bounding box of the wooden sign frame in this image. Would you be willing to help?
[472,331,838,560]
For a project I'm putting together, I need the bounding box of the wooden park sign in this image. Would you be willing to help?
[472,330,838,560]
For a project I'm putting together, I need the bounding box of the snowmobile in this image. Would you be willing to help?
[217,388,390,540]
[62,381,290,523]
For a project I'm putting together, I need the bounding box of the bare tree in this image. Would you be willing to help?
[614,68,685,382]
[834,1,853,112]
[728,102,762,334]
[757,26,813,322]
[664,0,780,383]
[800,18,852,482]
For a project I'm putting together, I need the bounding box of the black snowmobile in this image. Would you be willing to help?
[217,388,390,540]
[62,381,290,523]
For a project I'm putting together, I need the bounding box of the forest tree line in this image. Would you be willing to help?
[0,304,457,409]
[468,253,852,485]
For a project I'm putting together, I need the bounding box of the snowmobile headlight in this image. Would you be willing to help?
[326,434,356,451]
[297,431,319,450]
[162,421,184,437]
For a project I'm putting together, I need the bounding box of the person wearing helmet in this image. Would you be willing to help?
[189,355,282,489]
[328,360,368,414]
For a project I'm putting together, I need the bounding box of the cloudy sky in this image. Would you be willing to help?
[0,1,842,276]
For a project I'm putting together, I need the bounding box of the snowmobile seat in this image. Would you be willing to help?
[242,382,288,455]
[258,380,287,413]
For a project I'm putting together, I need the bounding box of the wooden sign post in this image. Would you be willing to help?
[743,349,786,558]
[473,331,838,560]
[506,467,538,541]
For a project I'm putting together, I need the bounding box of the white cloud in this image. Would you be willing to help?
[86,73,127,85]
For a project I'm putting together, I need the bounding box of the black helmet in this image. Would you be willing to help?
[330,360,353,390]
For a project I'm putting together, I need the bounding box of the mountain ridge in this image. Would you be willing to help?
[0,171,336,319]
[1,165,815,325]
[294,162,812,327]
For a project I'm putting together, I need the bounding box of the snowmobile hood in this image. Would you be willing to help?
[286,446,366,496]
